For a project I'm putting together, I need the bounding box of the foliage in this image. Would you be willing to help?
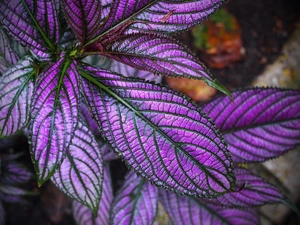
[0,0,299,224]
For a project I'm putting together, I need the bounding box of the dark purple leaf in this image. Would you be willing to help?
[73,166,113,225]
[0,161,31,185]
[0,201,3,225]
[29,59,80,185]
[0,186,29,203]
[0,28,19,74]
[52,120,103,213]
[98,138,117,161]
[0,57,34,137]
[62,0,102,44]
[202,88,300,163]
[0,0,58,59]
[110,59,162,84]
[103,33,229,95]
[110,171,158,225]
[80,65,235,198]
[204,167,285,208]
[159,190,260,225]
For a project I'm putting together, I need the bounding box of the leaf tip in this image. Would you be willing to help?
[204,78,231,97]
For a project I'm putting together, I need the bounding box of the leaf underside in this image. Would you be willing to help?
[203,88,300,163]
[81,65,235,198]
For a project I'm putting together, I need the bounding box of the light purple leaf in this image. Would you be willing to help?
[159,190,260,225]
[0,57,33,137]
[62,0,102,44]
[110,171,158,225]
[80,65,235,198]
[81,101,101,136]
[73,166,113,225]
[0,0,51,59]
[204,167,285,208]
[52,120,103,213]
[110,59,162,84]
[129,0,225,34]
[103,33,228,95]
[0,28,19,74]
[202,88,300,163]
[29,59,80,185]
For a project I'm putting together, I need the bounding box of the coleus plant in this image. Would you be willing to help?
[0,0,299,225]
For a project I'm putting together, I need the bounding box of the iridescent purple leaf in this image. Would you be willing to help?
[110,171,158,225]
[73,166,113,225]
[52,120,103,213]
[80,65,235,198]
[0,0,54,59]
[103,33,229,95]
[0,28,19,74]
[128,0,225,35]
[159,190,260,225]
[0,57,33,137]
[62,0,102,44]
[110,59,162,84]
[202,88,300,163]
[29,59,80,185]
[204,167,286,208]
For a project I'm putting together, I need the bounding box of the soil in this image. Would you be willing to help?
[2,0,300,225]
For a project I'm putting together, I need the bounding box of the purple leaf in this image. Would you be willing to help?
[0,57,33,137]
[81,101,101,136]
[98,138,117,161]
[159,190,260,225]
[110,59,162,84]
[103,33,229,95]
[29,59,80,185]
[128,0,225,35]
[62,0,102,44]
[73,166,113,225]
[52,120,103,213]
[0,201,4,225]
[204,167,285,208]
[24,0,61,43]
[0,28,19,74]
[110,171,158,225]
[101,0,224,35]
[80,65,235,198]
[0,0,55,59]
[202,88,300,163]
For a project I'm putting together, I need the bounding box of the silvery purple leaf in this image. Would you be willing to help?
[0,28,19,74]
[159,190,260,225]
[0,0,52,59]
[204,167,285,208]
[202,88,300,163]
[62,0,102,44]
[104,33,229,95]
[81,65,235,198]
[73,166,113,225]
[81,101,101,136]
[110,60,162,84]
[101,0,224,35]
[24,0,61,43]
[29,59,80,185]
[0,161,31,185]
[0,57,33,137]
[52,120,103,213]
[110,171,158,225]
[129,0,225,34]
